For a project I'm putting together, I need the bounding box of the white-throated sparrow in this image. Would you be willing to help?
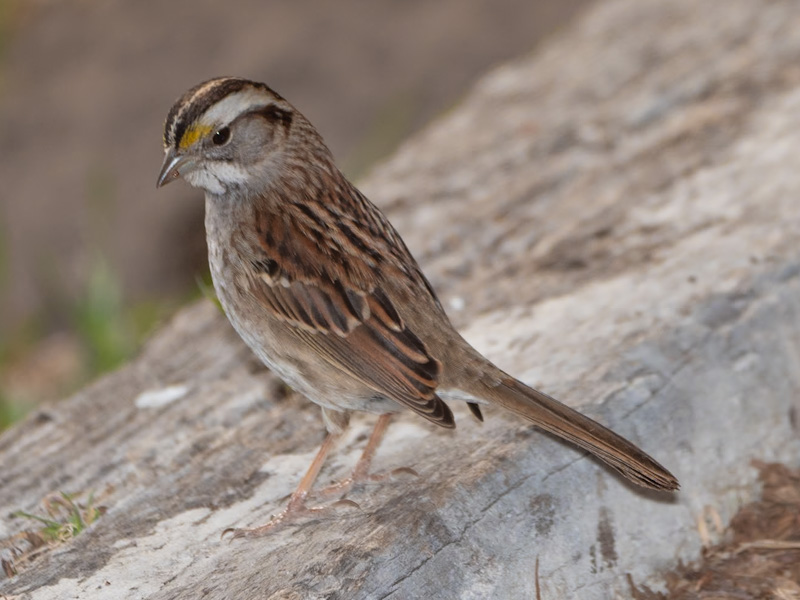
[157,77,678,537]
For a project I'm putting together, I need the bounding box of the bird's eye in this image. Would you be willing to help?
[212,127,230,145]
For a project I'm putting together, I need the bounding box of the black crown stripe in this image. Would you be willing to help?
[163,77,285,149]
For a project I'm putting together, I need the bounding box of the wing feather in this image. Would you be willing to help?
[244,208,453,428]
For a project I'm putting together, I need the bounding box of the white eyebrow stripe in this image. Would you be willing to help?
[200,88,272,127]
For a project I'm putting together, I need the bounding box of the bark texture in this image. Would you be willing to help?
[3,0,800,597]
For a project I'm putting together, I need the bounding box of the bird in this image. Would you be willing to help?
[156,77,678,537]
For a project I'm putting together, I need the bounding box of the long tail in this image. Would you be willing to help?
[474,373,679,491]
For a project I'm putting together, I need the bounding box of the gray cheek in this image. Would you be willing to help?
[237,120,276,165]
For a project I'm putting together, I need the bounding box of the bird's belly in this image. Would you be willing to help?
[215,289,400,416]
[241,326,401,416]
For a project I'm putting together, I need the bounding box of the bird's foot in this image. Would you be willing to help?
[221,493,359,540]
[315,465,419,500]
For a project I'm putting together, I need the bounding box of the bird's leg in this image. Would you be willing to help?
[284,431,340,511]
[223,432,343,539]
[350,413,392,482]
[224,415,416,539]
[317,414,417,499]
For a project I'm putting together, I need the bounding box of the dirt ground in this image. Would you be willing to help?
[631,462,800,599]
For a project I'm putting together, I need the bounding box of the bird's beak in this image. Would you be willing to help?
[156,148,197,188]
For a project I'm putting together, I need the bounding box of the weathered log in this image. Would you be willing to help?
[3,0,800,597]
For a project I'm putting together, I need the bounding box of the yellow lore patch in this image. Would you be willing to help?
[179,125,213,150]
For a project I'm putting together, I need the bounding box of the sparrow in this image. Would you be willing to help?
[157,77,678,536]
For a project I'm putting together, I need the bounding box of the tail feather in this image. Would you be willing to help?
[478,375,679,491]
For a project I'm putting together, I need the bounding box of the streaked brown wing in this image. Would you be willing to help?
[243,206,454,428]
[293,317,454,427]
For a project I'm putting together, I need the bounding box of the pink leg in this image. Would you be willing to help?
[351,413,392,481]
[223,432,340,539]
[318,414,417,498]
[223,415,411,539]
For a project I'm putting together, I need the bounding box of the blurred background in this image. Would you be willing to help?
[0,0,593,429]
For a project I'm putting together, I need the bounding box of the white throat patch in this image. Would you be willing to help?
[185,162,250,194]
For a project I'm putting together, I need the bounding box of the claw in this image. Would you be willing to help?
[389,467,419,479]
[221,509,305,539]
